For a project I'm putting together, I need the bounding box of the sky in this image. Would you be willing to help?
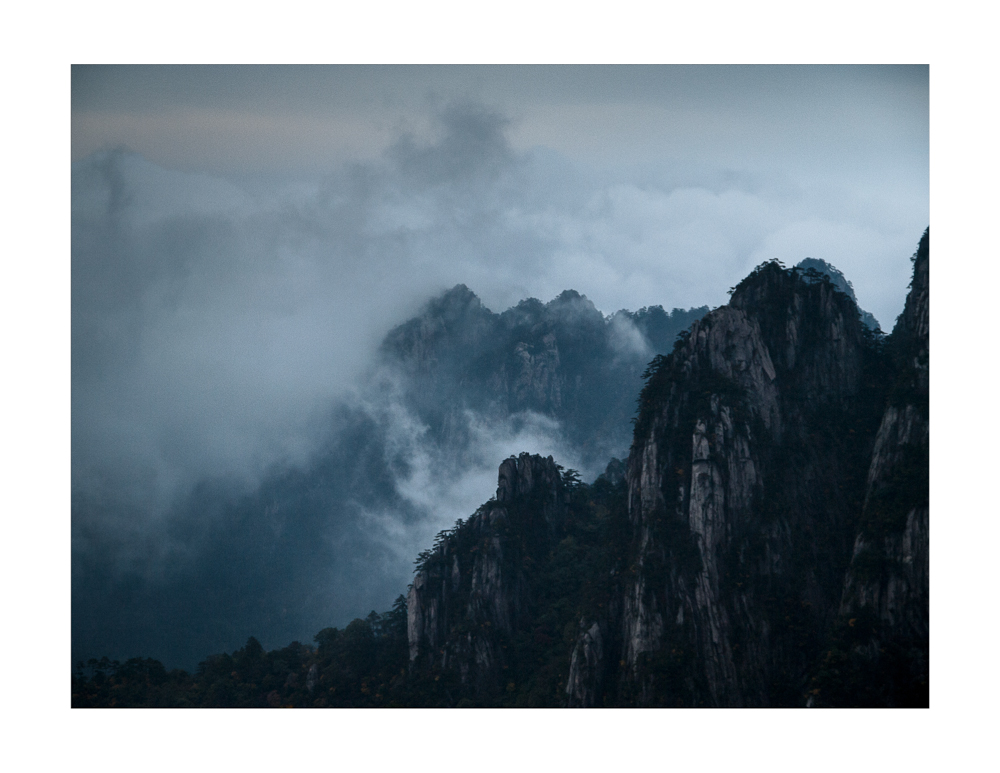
[70,64,929,667]
[73,65,928,316]
[72,64,928,490]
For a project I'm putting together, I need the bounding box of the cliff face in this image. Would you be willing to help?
[380,286,709,467]
[407,453,566,699]
[405,232,928,708]
[566,261,881,707]
[796,257,882,332]
[810,230,929,707]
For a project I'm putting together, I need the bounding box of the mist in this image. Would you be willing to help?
[72,68,928,667]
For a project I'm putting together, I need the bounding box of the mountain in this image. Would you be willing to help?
[564,258,887,706]
[72,234,927,707]
[72,283,707,671]
[807,230,929,706]
[381,285,708,469]
[405,452,632,705]
[796,257,882,332]
[404,232,928,707]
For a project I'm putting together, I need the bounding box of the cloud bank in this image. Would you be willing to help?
[72,98,928,666]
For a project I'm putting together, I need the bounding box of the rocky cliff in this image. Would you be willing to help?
[381,286,709,467]
[796,257,882,332]
[403,232,928,708]
[407,453,567,700]
[563,235,928,707]
[73,229,929,707]
[564,260,881,706]
[808,229,929,707]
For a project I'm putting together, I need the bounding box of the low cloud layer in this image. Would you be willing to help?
[72,97,928,666]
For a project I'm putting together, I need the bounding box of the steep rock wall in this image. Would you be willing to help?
[811,229,929,707]
[380,286,709,467]
[402,234,928,708]
[407,453,564,698]
[568,260,882,707]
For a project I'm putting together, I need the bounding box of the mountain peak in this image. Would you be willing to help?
[794,257,881,331]
[730,258,881,332]
[434,283,482,313]
[796,257,856,301]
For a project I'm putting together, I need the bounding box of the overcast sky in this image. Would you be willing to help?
[73,64,928,312]
[73,65,927,176]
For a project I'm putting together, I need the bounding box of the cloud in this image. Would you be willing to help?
[357,403,585,572]
[608,312,653,360]
[72,98,927,666]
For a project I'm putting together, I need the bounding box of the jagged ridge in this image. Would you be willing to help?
[73,237,928,708]
[403,235,928,707]
[381,286,709,467]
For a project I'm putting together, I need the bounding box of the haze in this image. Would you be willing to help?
[71,65,929,667]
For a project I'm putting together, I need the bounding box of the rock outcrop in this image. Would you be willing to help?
[406,232,928,708]
[565,236,928,707]
[565,621,605,707]
[407,453,565,698]
[810,229,929,706]
[796,257,882,332]
[380,286,709,467]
